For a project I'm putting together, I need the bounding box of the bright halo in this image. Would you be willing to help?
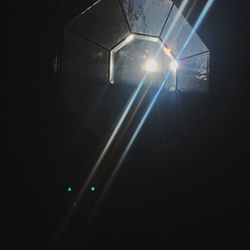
[144,59,158,72]
[170,60,178,71]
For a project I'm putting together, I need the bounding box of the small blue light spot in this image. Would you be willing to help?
[67,187,72,192]
[91,187,95,192]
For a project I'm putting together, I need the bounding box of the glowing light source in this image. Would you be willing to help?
[91,186,96,192]
[67,187,72,192]
[163,47,172,58]
[144,59,158,72]
[109,33,175,84]
[170,60,178,71]
[126,34,135,43]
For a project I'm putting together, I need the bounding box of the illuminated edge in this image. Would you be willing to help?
[109,33,177,91]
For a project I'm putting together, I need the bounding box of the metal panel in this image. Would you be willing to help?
[62,29,109,96]
[177,52,209,93]
[121,0,173,36]
[67,0,130,49]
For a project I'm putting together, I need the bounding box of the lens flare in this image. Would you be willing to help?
[144,59,158,72]
[170,60,178,71]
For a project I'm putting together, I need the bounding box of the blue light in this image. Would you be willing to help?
[178,0,215,59]
[91,186,96,192]
[67,187,72,192]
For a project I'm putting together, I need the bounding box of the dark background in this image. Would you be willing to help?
[8,0,250,249]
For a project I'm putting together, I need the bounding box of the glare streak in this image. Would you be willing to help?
[80,0,101,15]
[109,0,215,179]
[82,1,215,232]
[87,75,171,222]
[115,74,171,170]
[52,1,215,247]
[161,0,189,46]
[49,76,146,250]
[177,0,215,59]
[79,76,146,196]
[85,83,153,224]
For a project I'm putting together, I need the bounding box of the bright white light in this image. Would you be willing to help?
[163,47,173,58]
[144,59,158,72]
[126,34,135,43]
[170,60,178,71]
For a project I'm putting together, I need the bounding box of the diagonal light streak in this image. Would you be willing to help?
[51,1,214,247]
[114,74,171,173]
[161,0,189,46]
[72,1,215,236]
[80,76,146,191]
[177,0,215,59]
[100,74,171,194]
[110,82,153,153]
[154,0,190,60]
[82,81,153,230]
[49,76,147,250]
[97,0,215,205]
[80,0,101,15]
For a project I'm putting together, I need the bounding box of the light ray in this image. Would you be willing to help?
[161,0,189,45]
[52,1,214,247]
[81,76,146,190]
[49,75,147,250]
[116,74,171,167]
[100,73,171,200]
[154,0,190,59]
[178,0,215,58]
[101,0,215,197]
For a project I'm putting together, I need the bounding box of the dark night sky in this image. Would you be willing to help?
[8,0,250,249]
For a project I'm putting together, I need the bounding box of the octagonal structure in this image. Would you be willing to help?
[110,33,177,91]
[63,0,210,94]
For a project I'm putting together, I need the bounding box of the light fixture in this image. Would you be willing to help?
[64,0,210,93]
[144,59,158,72]
[109,33,175,84]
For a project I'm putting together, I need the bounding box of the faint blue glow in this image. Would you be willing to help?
[177,0,215,58]
[91,186,96,192]
[67,187,72,192]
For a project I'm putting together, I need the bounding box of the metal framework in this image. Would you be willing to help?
[109,33,177,87]
[64,0,210,93]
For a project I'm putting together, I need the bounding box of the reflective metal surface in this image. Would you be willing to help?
[62,29,109,96]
